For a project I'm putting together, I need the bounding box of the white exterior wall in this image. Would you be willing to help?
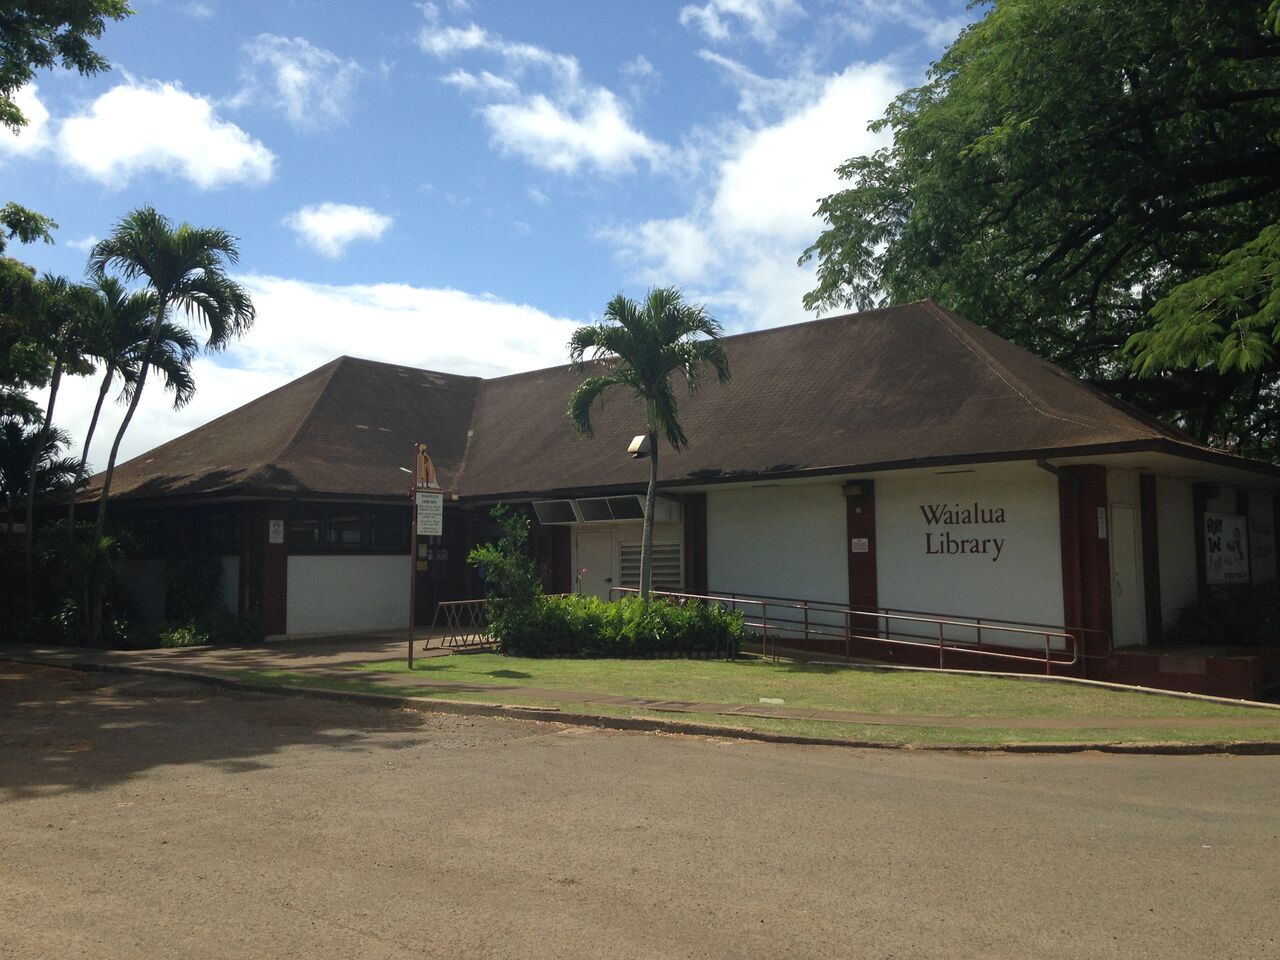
[1156,477,1198,630]
[706,483,848,601]
[571,521,683,598]
[120,555,238,621]
[121,558,167,622]
[875,464,1065,635]
[286,555,409,635]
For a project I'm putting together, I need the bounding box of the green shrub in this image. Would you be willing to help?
[495,593,745,659]
[1166,583,1280,648]
[467,505,543,638]
[155,623,211,648]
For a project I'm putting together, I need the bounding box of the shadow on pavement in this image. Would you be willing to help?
[0,662,431,803]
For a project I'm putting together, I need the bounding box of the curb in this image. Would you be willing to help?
[8,653,1280,756]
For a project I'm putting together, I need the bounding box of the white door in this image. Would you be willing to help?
[1110,504,1145,647]
[574,529,615,599]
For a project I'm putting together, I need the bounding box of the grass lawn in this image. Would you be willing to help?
[226,654,1280,747]
[350,654,1274,719]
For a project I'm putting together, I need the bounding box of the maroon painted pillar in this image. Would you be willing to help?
[240,501,288,636]
[682,493,708,595]
[1058,466,1112,665]
[845,481,878,634]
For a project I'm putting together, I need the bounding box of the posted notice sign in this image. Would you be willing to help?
[416,490,443,537]
[1205,512,1249,585]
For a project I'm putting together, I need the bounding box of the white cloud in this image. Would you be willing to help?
[67,234,100,252]
[679,0,805,44]
[838,0,971,48]
[37,275,580,465]
[441,68,518,97]
[283,202,393,258]
[607,62,900,329]
[0,83,51,156]
[57,79,275,189]
[419,19,663,176]
[233,34,363,130]
[481,90,660,175]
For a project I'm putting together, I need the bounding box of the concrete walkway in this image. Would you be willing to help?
[6,635,1280,733]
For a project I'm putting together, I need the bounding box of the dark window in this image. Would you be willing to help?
[327,509,365,551]
[287,503,412,554]
[370,506,410,553]
[287,505,323,550]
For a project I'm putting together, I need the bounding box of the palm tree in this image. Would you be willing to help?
[67,276,197,535]
[88,206,255,539]
[567,287,730,601]
[1,420,79,537]
[24,275,94,612]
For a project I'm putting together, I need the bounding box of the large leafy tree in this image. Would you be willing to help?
[88,206,255,538]
[803,0,1280,455]
[567,287,729,601]
[0,0,132,252]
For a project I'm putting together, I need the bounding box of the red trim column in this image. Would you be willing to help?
[240,502,288,635]
[1139,475,1162,644]
[1193,484,1209,603]
[1058,466,1111,664]
[845,481,878,623]
[683,493,708,595]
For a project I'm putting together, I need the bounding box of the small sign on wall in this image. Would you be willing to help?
[1205,512,1249,585]
[416,490,444,537]
[269,519,284,544]
[851,537,869,554]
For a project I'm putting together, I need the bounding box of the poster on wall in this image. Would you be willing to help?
[1205,512,1250,585]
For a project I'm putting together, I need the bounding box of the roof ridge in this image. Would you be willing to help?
[918,299,1118,433]
[274,355,349,465]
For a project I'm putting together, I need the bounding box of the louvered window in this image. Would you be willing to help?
[619,542,683,592]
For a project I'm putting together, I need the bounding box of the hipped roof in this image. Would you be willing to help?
[87,299,1271,504]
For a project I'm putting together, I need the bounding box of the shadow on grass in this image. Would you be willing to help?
[486,669,533,679]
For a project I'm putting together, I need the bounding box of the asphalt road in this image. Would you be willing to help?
[2,663,1278,960]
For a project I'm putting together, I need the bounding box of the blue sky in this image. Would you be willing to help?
[5,0,975,463]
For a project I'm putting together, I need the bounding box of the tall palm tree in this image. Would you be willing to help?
[24,275,93,611]
[88,206,255,539]
[68,276,198,535]
[567,287,730,601]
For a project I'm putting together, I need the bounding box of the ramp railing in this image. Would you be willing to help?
[609,587,1110,675]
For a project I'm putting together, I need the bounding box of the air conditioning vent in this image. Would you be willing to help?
[619,542,683,592]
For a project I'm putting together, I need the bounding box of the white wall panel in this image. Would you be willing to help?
[286,555,409,635]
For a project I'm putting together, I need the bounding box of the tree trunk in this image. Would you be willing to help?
[640,428,658,603]
[69,367,113,542]
[96,297,167,542]
[25,354,64,616]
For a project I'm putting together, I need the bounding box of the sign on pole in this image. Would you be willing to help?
[416,489,443,537]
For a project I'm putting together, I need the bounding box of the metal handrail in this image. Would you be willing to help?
[609,587,1097,675]
[701,587,1112,654]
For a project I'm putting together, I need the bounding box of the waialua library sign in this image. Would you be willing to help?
[921,502,1006,561]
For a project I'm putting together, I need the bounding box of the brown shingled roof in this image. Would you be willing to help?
[87,300,1264,504]
[83,356,480,501]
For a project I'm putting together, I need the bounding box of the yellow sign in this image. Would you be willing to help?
[415,442,439,490]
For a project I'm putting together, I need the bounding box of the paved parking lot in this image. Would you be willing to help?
[2,662,1278,959]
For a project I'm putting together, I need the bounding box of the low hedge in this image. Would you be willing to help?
[492,593,745,659]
